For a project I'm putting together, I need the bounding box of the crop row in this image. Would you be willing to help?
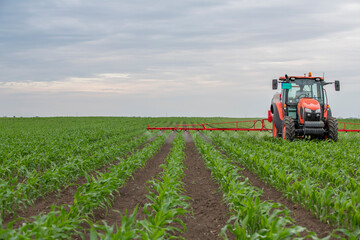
[91,132,190,239]
[206,131,360,238]
[0,118,149,166]
[0,127,144,181]
[0,133,168,239]
[246,135,359,192]
[0,119,151,182]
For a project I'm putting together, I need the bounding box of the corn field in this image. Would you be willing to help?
[0,117,359,239]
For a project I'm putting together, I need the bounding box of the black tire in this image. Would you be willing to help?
[326,117,338,142]
[282,116,296,141]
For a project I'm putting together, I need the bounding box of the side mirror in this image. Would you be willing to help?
[335,80,340,91]
[272,79,278,90]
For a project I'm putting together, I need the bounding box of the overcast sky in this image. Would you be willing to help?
[0,0,359,117]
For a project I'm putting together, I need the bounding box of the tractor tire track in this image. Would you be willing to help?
[2,133,161,227]
[179,132,233,240]
[199,132,335,239]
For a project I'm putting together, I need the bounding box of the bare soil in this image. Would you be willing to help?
[179,132,233,240]
[90,132,176,225]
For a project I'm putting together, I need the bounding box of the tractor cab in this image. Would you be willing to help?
[271,73,340,141]
[281,77,325,121]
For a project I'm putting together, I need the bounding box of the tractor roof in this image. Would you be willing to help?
[279,76,324,81]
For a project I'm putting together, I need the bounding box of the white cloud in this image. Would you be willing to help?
[96,73,130,79]
[0,72,233,97]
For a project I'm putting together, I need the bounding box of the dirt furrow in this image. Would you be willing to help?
[2,133,160,227]
[89,132,175,227]
[180,132,232,240]
[200,132,335,238]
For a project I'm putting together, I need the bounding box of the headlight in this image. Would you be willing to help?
[304,108,311,113]
[315,108,321,113]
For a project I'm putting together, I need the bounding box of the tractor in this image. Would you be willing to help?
[270,73,340,141]
[147,72,360,137]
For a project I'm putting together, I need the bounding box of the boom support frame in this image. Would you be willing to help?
[147,117,360,133]
[338,121,360,132]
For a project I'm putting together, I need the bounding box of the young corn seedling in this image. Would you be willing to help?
[138,133,190,239]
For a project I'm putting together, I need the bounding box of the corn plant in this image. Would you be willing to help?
[89,207,140,240]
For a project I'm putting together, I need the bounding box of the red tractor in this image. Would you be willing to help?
[147,72,360,136]
[271,73,340,141]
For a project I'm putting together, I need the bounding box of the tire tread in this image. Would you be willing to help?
[283,116,295,141]
[327,117,338,142]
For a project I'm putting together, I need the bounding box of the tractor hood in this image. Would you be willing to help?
[298,98,321,124]
[298,98,320,110]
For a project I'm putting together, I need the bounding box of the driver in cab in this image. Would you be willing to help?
[296,85,310,100]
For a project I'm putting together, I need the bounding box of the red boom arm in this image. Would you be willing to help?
[147,118,272,131]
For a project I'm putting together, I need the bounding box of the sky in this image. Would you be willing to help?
[0,0,359,118]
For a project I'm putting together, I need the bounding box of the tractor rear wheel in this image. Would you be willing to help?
[326,117,338,142]
[282,116,295,141]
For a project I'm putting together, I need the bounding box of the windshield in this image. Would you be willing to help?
[287,79,324,104]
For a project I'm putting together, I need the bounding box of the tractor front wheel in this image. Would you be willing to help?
[282,116,295,141]
[326,117,338,142]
